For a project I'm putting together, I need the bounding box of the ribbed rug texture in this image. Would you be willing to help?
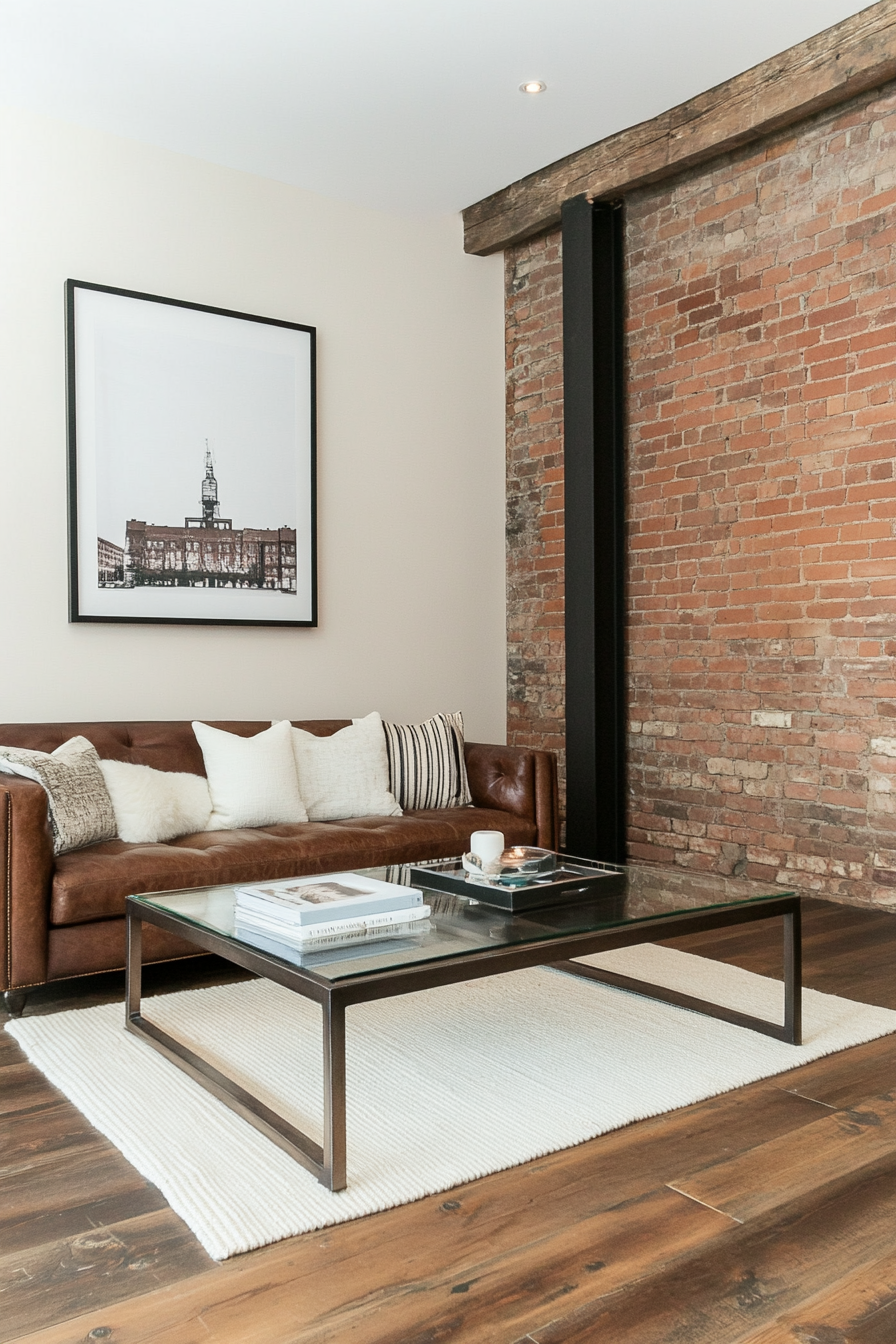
[8,944,896,1260]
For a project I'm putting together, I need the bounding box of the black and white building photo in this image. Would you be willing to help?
[98,445,298,594]
[68,280,316,626]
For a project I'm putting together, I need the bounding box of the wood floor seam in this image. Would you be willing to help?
[774,1085,839,1108]
[663,1183,744,1223]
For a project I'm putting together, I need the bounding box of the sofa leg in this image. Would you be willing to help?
[3,989,27,1018]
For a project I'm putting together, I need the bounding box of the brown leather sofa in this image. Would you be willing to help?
[0,720,558,1012]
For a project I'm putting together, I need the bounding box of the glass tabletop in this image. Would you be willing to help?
[130,860,797,983]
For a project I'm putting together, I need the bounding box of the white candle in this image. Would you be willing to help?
[470,830,505,863]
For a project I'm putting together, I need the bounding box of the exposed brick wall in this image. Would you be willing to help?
[505,233,566,809]
[505,80,896,907]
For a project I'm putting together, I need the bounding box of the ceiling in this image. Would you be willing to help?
[0,0,874,216]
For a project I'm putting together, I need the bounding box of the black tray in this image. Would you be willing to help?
[408,854,627,912]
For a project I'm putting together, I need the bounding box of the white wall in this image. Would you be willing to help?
[0,106,507,741]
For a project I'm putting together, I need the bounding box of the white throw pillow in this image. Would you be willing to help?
[0,735,117,855]
[99,760,213,844]
[192,720,308,829]
[281,712,402,821]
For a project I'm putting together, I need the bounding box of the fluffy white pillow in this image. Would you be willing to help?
[192,720,308,829]
[281,711,402,821]
[99,760,213,844]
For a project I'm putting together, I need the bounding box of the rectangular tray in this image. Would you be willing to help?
[408,855,627,912]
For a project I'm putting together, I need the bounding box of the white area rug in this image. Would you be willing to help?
[8,944,896,1260]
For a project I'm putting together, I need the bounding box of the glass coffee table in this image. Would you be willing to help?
[125,861,801,1191]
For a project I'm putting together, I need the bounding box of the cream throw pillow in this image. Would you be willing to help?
[192,720,308,829]
[99,760,213,843]
[0,736,117,855]
[280,712,402,821]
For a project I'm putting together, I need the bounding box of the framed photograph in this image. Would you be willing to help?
[65,280,316,626]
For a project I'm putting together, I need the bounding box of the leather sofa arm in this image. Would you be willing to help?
[0,776,54,992]
[464,742,559,850]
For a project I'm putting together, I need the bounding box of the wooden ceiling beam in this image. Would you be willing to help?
[462,1,896,255]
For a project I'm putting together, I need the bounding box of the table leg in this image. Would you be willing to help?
[322,995,347,1192]
[126,908,143,1023]
[784,904,802,1046]
[553,900,803,1045]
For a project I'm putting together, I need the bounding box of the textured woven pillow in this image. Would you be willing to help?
[0,736,117,854]
[99,760,213,843]
[281,711,402,821]
[192,720,308,829]
[382,711,472,810]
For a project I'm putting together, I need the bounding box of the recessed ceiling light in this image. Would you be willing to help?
[520,81,546,95]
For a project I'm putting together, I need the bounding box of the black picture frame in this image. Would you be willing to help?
[65,279,317,627]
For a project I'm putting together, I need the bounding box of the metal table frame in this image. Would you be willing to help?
[125,892,801,1192]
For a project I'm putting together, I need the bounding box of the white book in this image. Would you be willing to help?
[235,872,423,926]
[235,922,432,966]
[233,903,432,944]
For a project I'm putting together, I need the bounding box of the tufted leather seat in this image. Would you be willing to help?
[50,809,536,926]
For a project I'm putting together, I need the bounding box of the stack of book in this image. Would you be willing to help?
[233,872,431,961]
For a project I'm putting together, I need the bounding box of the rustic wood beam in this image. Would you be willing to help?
[463,1,896,255]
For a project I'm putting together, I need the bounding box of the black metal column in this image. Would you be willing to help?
[562,196,625,861]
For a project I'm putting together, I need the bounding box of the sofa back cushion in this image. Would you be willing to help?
[0,721,353,777]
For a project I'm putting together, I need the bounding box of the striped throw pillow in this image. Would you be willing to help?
[382,712,472,810]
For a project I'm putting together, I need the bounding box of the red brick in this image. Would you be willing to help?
[505,80,896,895]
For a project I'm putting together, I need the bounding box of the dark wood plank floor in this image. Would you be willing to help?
[3,897,896,1343]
